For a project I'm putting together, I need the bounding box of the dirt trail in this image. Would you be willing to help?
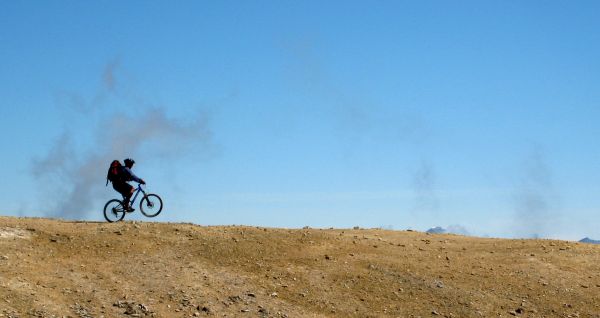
[1,216,600,317]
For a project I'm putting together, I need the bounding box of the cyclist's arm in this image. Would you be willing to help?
[124,167,144,183]
[129,171,143,183]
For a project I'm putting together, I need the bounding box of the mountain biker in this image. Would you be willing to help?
[112,158,145,212]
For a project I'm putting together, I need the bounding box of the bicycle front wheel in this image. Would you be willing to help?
[103,199,126,222]
[140,194,163,217]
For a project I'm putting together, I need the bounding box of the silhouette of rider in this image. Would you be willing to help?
[112,158,145,212]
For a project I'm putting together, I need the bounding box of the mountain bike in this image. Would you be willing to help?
[103,184,163,222]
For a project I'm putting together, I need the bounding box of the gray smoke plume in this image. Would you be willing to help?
[446,224,470,236]
[513,145,560,238]
[32,62,213,219]
[53,58,123,115]
[280,37,429,146]
[103,59,119,92]
[32,133,74,180]
[32,109,211,219]
[411,159,439,214]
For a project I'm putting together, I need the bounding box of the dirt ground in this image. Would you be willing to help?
[1,216,600,317]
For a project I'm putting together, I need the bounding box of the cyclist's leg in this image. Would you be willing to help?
[123,184,135,211]
[113,182,133,209]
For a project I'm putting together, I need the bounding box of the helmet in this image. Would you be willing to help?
[124,158,135,167]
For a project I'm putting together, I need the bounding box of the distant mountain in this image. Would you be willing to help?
[579,237,600,244]
[426,225,470,236]
[426,226,446,234]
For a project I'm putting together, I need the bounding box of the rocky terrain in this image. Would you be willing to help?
[1,216,600,317]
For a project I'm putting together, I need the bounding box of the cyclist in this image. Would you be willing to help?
[112,158,145,212]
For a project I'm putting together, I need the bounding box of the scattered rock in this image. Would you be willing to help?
[509,308,526,316]
[258,307,269,314]
[71,303,93,318]
[516,308,524,314]
[228,295,242,303]
[113,300,153,316]
[198,306,210,313]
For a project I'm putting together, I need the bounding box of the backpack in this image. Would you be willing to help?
[106,160,123,186]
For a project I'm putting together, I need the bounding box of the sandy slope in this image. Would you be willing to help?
[1,216,600,317]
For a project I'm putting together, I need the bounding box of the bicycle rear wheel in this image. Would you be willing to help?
[140,194,163,217]
[103,199,126,222]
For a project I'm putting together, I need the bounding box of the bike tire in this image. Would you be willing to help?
[140,194,163,217]
[103,199,126,222]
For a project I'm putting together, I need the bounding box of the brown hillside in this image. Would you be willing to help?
[1,216,600,317]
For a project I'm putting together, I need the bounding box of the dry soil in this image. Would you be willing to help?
[1,216,600,317]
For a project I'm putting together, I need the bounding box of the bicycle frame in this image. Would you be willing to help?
[128,184,147,206]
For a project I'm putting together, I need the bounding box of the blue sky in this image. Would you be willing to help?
[1,1,599,240]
